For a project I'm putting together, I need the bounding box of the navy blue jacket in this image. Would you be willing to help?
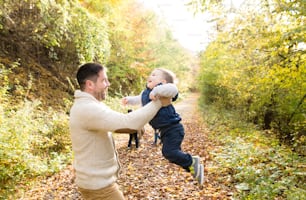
[141,84,181,129]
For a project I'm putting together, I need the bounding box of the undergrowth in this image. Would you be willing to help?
[0,63,71,199]
[201,104,306,200]
[0,100,71,199]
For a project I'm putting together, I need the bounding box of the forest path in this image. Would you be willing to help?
[19,93,233,199]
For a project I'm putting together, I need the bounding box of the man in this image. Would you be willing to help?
[69,63,177,199]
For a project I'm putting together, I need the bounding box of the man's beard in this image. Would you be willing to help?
[95,90,107,101]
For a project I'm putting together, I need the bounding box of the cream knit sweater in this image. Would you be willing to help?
[69,84,177,190]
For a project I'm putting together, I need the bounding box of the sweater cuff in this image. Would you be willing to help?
[153,98,162,107]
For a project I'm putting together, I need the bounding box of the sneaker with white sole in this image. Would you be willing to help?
[189,156,200,178]
[197,164,204,185]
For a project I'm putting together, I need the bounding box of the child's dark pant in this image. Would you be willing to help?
[128,132,139,148]
[160,123,192,169]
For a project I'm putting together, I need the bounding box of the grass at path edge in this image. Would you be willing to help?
[200,104,305,200]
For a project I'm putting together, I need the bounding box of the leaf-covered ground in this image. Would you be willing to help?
[18,93,234,199]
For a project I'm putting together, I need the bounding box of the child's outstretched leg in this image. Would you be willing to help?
[161,124,204,185]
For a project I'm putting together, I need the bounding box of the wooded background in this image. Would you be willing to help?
[0,0,305,199]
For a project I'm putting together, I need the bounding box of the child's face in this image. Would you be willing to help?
[147,69,165,89]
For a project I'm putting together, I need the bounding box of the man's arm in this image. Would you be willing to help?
[150,83,178,98]
[84,98,171,134]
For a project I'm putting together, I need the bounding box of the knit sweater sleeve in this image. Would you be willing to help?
[85,100,162,132]
[150,83,178,98]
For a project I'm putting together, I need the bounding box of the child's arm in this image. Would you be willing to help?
[122,94,142,106]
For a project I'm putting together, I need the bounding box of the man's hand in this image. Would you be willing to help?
[149,92,157,101]
[159,96,172,107]
[150,92,171,106]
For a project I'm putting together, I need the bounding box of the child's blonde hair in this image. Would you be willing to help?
[156,68,178,84]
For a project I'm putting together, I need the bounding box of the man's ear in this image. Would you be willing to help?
[85,79,94,90]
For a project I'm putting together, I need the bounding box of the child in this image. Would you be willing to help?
[127,109,139,149]
[122,68,204,185]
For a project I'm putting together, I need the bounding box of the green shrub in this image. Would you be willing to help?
[0,61,71,198]
[200,104,306,200]
[0,100,71,194]
[198,11,306,147]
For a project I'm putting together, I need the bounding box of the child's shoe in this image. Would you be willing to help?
[197,164,204,185]
[189,156,200,178]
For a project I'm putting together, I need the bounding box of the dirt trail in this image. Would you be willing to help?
[18,93,232,199]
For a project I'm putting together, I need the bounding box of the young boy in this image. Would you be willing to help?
[122,68,204,185]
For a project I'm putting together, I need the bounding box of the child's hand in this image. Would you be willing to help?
[121,97,128,105]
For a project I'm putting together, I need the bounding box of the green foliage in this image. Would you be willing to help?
[201,104,306,199]
[186,0,223,13]
[0,64,11,106]
[67,2,110,63]
[0,0,110,68]
[273,0,306,17]
[0,101,71,198]
[198,0,306,146]
[1,0,193,99]
[105,0,193,95]
[0,61,71,198]
[146,29,194,91]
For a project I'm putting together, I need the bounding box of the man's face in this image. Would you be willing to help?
[92,70,110,101]
[147,69,164,89]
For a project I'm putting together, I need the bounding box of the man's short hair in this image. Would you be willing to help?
[76,63,104,90]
